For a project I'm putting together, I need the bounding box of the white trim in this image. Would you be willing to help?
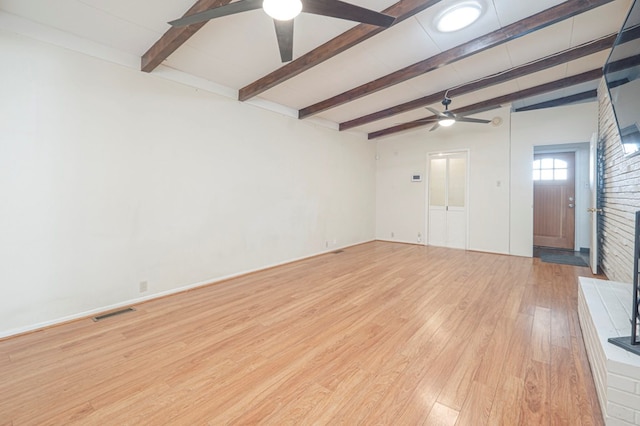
[151,66,238,100]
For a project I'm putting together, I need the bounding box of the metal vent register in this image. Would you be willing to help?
[92,307,136,322]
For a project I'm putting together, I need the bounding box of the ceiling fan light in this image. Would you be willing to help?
[263,0,302,21]
[435,2,482,32]
[439,118,456,127]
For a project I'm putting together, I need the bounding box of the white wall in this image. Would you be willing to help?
[510,102,598,256]
[0,31,376,337]
[376,102,599,257]
[375,106,512,254]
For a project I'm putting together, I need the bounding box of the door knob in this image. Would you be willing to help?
[569,204,575,208]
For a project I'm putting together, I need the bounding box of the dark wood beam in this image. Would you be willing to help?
[238,0,444,101]
[299,0,615,119]
[367,68,604,140]
[340,34,616,131]
[514,90,597,112]
[141,0,232,73]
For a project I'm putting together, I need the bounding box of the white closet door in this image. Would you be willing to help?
[428,153,468,249]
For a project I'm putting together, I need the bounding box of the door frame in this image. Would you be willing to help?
[533,151,576,249]
[588,132,600,274]
[425,149,470,249]
[533,143,590,251]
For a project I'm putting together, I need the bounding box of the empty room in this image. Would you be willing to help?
[2,0,640,424]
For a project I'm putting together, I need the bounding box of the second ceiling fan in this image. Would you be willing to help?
[169,0,395,62]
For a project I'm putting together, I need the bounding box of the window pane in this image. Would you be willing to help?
[541,169,553,180]
[541,158,554,169]
[554,159,568,168]
[533,160,540,169]
[448,158,466,208]
[533,170,540,181]
[555,169,567,180]
[429,158,446,206]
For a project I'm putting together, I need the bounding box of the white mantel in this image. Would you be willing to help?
[578,277,640,425]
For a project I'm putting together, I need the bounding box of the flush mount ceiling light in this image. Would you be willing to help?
[263,0,303,21]
[435,1,483,32]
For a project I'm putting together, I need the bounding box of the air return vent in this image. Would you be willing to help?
[92,307,136,322]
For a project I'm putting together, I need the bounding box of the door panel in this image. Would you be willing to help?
[446,210,466,249]
[533,152,575,249]
[428,209,446,247]
[448,157,466,208]
[429,158,447,207]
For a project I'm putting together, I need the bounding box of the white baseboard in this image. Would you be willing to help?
[0,240,374,340]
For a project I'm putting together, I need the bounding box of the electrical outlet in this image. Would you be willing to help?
[325,241,329,248]
[391,232,395,238]
[139,281,148,293]
[417,232,422,243]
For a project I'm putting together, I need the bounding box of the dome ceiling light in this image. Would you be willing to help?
[263,0,303,21]
[435,1,483,32]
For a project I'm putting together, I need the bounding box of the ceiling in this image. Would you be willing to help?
[0,0,634,139]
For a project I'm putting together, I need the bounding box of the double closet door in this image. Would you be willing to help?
[428,152,468,249]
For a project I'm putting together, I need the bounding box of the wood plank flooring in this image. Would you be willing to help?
[0,242,603,425]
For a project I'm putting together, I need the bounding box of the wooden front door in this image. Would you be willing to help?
[533,152,576,249]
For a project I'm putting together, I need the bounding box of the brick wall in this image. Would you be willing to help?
[598,78,640,283]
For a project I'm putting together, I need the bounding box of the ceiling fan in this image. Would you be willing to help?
[417,96,492,132]
[169,0,395,63]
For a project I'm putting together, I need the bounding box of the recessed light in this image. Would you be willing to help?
[435,1,483,33]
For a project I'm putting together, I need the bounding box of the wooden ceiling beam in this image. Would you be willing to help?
[514,89,597,112]
[299,0,615,119]
[141,0,232,73]
[339,33,616,131]
[237,0,444,101]
[367,68,604,140]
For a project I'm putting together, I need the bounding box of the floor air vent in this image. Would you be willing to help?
[92,307,136,322]
[332,250,344,254]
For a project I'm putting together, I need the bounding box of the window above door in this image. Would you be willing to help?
[533,158,568,181]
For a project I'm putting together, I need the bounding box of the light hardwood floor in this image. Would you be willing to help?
[0,242,603,425]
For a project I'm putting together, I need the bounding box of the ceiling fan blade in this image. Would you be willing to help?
[456,117,491,124]
[412,117,439,123]
[169,0,263,27]
[426,107,444,117]
[456,105,502,117]
[274,19,294,62]
[302,0,395,27]
[429,122,440,132]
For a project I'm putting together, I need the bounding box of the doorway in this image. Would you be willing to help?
[533,152,576,249]
[427,151,468,249]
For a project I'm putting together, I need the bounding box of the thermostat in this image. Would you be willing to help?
[411,174,422,182]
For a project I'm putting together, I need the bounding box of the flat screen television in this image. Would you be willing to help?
[604,0,640,157]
